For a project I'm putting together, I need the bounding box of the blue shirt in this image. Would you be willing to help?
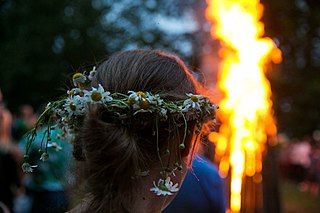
[20,127,73,191]
[164,155,226,213]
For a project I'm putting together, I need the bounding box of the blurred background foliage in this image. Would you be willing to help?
[0,0,199,111]
[0,0,319,139]
[262,0,320,138]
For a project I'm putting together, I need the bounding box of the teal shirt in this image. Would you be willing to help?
[20,127,73,191]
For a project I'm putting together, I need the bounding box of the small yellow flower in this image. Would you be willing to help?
[72,73,86,86]
[72,73,84,79]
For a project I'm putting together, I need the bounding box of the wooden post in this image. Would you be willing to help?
[262,143,281,213]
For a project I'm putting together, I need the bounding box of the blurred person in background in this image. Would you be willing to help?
[289,138,311,191]
[301,142,320,196]
[19,126,73,213]
[289,138,311,185]
[12,104,38,142]
[0,89,23,212]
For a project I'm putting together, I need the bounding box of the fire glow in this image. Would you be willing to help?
[205,0,282,212]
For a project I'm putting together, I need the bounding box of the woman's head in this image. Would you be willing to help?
[92,49,196,94]
[21,49,217,213]
[76,50,201,212]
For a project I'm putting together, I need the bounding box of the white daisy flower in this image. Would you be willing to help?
[47,142,63,151]
[63,95,86,117]
[84,84,112,104]
[21,163,38,173]
[64,98,77,116]
[164,177,179,192]
[146,93,163,106]
[179,93,209,120]
[181,93,205,112]
[67,88,84,97]
[128,91,145,101]
[150,177,179,196]
[128,91,150,110]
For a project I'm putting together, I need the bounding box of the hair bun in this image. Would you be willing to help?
[79,109,143,189]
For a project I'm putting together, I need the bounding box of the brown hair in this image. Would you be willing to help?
[74,50,198,212]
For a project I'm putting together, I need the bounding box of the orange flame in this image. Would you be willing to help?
[205,0,282,212]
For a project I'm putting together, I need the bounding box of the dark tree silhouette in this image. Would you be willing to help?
[262,0,320,138]
[0,0,197,112]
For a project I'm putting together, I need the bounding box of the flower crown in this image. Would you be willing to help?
[22,66,218,196]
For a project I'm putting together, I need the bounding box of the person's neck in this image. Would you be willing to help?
[133,176,169,213]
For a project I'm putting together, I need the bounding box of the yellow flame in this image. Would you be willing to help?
[205,0,282,212]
